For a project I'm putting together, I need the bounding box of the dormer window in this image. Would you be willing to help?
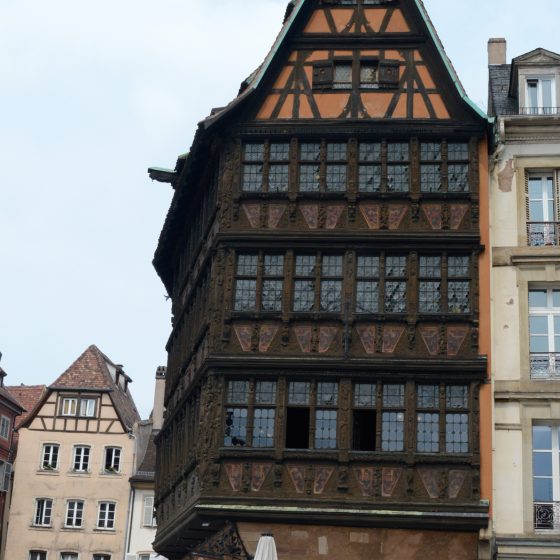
[525,77,556,115]
[60,396,98,418]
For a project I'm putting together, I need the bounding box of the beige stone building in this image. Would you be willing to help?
[488,39,560,558]
[5,345,140,560]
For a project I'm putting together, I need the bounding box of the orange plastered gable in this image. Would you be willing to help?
[304,10,330,33]
[363,8,388,32]
[257,94,280,120]
[386,9,410,33]
[361,93,393,118]
[314,93,349,118]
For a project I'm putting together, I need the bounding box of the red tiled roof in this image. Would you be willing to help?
[49,345,140,430]
[0,386,25,414]
[6,385,47,429]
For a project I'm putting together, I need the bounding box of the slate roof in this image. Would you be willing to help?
[488,64,517,117]
[131,432,157,482]
[6,385,47,429]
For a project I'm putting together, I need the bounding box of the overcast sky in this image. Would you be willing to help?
[1,0,558,418]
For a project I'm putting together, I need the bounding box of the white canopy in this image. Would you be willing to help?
[253,534,278,560]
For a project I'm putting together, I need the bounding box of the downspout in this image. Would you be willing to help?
[125,486,136,559]
[124,429,137,559]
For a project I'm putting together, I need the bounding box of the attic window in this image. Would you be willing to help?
[313,60,399,90]
[60,396,97,418]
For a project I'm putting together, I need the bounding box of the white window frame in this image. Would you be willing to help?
[79,398,96,418]
[41,444,59,471]
[142,495,156,527]
[33,498,53,527]
[28,552,47,560]
[59,553,78,560]
[138,555,151,560]
[72,446,90,473]
[533,423,560,531]
[525,75,557,115]
[529,287,560,378]
[61,398,78,417]
[92,554,111,560]
[65,500,84,528]
[0,416,10,440]
[103,447,121,474]
[97,502,116,530]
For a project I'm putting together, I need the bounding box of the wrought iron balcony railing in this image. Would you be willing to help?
[528,222,560,247]
[530,353,560,379]
[520,107,560,116]
[498,107,560,116]
[534,502,560,531]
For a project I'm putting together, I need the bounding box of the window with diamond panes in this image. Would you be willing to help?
[315,382,338,449]
[420,142,442,192]
[326,143,347,192]
[447,143,469,192]
[233,254,284,312]
[353,383,376,451]
[382,384,405,451]
[299,143,321,192]
[384,255,407,313]
[445,385,469,453]
[358,142,381,192]
[356,255,380,313]
[242,142,290,193]
[417,385,440,452]
[333,63,352,89]
[387,142,410,192]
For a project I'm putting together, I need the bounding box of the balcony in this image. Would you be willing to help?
[498,107,560,116]
[534,502,560,531]
[527,222,560,247]
[530,353,560,379]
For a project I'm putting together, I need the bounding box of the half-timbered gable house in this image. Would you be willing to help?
[151,1,492,558]
[4,345,140,560]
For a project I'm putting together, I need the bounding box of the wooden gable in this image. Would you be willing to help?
[247,0,478,123]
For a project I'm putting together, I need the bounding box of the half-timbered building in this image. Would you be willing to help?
[4,345,140,560]
[151,1,492,558]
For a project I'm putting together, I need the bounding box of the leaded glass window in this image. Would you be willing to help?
[234,253,284,312]
[447,142,470,192]
[387,142,409,193]
[417,385,439,453]
[321,255,343,312]
[356,255,379,312]
[333,63,352,89]
[448,256,470,313]
[419,256,441,313]
[445,385,469,453]
[384,255,407,313]
[358,142,381,193]
[294,255,316,312]
[242,142,289,193]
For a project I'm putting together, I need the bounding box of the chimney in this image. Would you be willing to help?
[152,366,166,431]
[488,38,507,65]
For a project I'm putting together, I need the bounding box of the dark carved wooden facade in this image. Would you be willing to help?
[152,1,491,558]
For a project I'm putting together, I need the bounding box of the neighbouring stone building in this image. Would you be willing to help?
[488,39,560,559]
[125,367,168,560]
[4,345,140,560]
[150,1,493,558]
